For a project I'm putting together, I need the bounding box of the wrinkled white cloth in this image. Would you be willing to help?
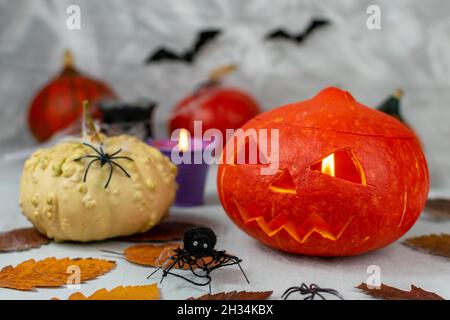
[0,160,449,300]
[1,0,450,186]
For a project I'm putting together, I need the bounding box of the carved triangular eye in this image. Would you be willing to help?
[309,150,367,185]
[269,170,297,194]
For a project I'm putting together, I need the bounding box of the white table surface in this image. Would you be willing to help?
[0,154,449,300]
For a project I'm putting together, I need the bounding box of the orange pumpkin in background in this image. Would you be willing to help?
[217,87,429,256]
[169,65,261,141]
[28,50,117,142]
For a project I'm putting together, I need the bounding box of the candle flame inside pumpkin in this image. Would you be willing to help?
[178,129,190,152]
[321,153,335,177]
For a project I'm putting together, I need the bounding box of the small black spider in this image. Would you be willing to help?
[74,142,133,189]
[282,283,344,300]
[148,227,250,293]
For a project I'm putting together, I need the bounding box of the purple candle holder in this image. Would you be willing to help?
[149,138,209,207]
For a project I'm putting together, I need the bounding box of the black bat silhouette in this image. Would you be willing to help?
[145,29,221,64]
[265,18,330,43]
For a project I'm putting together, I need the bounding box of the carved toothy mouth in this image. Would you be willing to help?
[233,199,354,243]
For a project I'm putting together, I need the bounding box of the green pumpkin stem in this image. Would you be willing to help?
[377,89,405,123]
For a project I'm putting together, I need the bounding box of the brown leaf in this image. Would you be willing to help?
[116,221,203,242]
[0,227,49,253]
[124,243,218,270]
[61,284,160,300]
[404,234,450,259]
[0,257,115,291]
[188,291,273,300]
[425,198,450,218]
[356,283,444,300]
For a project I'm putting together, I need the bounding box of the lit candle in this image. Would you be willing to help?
[149,130,209,206]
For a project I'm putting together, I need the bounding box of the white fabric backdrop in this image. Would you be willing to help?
[1,0,450,187]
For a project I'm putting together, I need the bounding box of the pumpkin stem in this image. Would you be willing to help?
[63,49,75,69]
[393,88,403,100]
[208,64,237,83]
[82,100,102,142]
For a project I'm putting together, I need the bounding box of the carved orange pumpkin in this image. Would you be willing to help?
[217,87,429,256]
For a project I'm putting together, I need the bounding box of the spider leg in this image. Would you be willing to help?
[160,254,213,288]
[111,156,134,162]
[187,259,211,278]
[207,271,212,294]
[104,161,114,188]
[199,253,250,284]
[281,287,301,300]
[315,292,327,300]
[109,148,123,157]
[110,160,132,178]
[207,254,242,271]
[99,144,105,154]
[147,255,177,279]
[147,267,162,279]
[322,289,344,300]
[74,155,98,161]
[82,143,103,157]
[333,292,345,300]
[162,270,212,287]
[158,258,180,284]
[236,262,250,284]
[166,257,211,282]
[310,284,344,300]
[83,159,100,182]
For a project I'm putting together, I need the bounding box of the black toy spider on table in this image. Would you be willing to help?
[74,142,133,188]
[282,283,344,300]
[148,227,250,293]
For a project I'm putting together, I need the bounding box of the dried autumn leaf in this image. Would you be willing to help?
[0,257,115,291]
[425,199,450,218]
[63,284,159,300]
[124,243,181,267]
[356,283,444,300]
[404,234,450,259]
[117,221,203,242]
[188,291,273,300]
[124,243,218,270]
[0,227,49,252]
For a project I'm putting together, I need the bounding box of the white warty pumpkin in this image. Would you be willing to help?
[20,135,178,242]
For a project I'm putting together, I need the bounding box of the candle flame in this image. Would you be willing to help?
[178,129,190,152]
[321,153,335,177]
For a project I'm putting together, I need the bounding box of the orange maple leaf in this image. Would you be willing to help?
[0,257,115,291]
[64,284,160,300]
[124,243,218,270]
[124,243,181,267]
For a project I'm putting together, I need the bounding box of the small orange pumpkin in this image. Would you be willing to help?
[28,50,116,142]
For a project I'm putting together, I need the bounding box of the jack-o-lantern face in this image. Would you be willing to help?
[217,87,429,256]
